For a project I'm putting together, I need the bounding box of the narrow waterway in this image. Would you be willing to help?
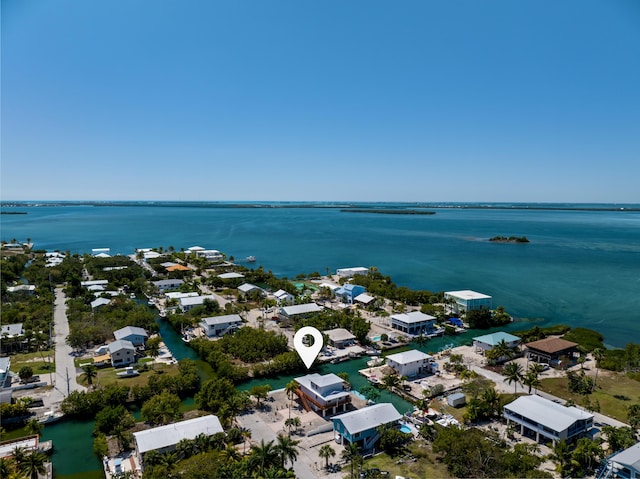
[41,311,476,477]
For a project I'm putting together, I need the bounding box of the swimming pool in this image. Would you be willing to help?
[372,335,382,341]
[399,425,412,434]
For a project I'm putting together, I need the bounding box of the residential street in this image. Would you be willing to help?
[44,288,85,409]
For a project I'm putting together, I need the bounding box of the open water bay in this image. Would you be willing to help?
[2,202,640,347]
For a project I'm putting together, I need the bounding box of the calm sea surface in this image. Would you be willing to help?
[2,202,639,348]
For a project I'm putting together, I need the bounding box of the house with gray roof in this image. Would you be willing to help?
[152,279,184,293]
[386,349,436,377]
[332,403,402,450]
[278,303,323,322]
[90,297,112,310]
[108,340,136,367]
[1,323,24,338]
[391,311,437,336]
[134,415,223,470]
[503,394,593,444]
[237,283,263,296]
[295,373,351,417]
[604,441,640,479]
[324,328,356,349]
[200,314,243,338]
[114,326,148,347]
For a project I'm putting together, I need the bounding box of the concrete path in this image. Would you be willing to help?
[45,288,85,408]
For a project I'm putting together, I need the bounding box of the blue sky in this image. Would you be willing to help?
[2,0,639,202]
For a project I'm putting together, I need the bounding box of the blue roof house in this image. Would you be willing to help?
[335,284,366,304]
[332,403,402,451]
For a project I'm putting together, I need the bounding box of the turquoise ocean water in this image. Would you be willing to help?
[2,202,639,347]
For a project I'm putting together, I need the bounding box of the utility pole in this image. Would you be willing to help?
[66,367,70,395]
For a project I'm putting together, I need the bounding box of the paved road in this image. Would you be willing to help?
[45,288,85,408]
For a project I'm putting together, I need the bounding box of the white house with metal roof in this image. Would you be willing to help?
[295,373,351,417]
[332,403,402,450]
[445,290,492,314]
[179,295,217,312]
[237,283,263,296]
[91,297,112,310]
[503,394,593,444]
[1,323,24,338]
[604,441,640,479]
[108,340,136,367]
[200,314,243,338]
[152,279,184,293]
[472,331,521,354]
[218,272,245,280]
[324,328,356,349]
[113,326,148,347]
[390,311,437,336]
[278,303,323,321]
[386,349,436,378]
[273,289,295,304]
[134,415,223,469]
[6,284,36,294]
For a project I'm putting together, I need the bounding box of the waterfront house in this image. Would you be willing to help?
[503,394,593,445]
[114,326,148,347]
[108,340,136,367]
[524,337,579,365]
[200,314,243,338]
[335,284,366,304]
[134,415,223,470]
[197,249,223,261]
[603,441,640,479]
[0,435,53,461]
[444,290,493,314]
[332,403,402,450]
[179,295,217,312]
[92,248,110,256]
[152,279,184,293]
[472,331,521,355]
[273,289,294,304]
[278,303,323,322]
[324,328,356,349]
[186,246,205,254]
[386,349,435,378]
[390,311,437,336]
[294,373,351,417]
[336,267,369,278]
[218,272,245,280]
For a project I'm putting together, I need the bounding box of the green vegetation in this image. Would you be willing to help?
[363,441,450,479]
[562,327,605,352]
[465,306,511,329]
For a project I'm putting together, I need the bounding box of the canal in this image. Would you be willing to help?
[40,313,474,477]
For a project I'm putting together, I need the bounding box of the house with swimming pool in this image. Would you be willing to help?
[390,311,437,336]
[332,403,403,450]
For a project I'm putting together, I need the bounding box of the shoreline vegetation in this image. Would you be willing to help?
[489,235,530,243]
[1,201,640,212]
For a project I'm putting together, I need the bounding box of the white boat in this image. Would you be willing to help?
[367,357,384,367]
[130,293,136,299]
[245,255,256,262]
[38,410,64,424]
[116,367,140,377]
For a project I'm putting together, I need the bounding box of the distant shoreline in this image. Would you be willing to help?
[1,201,639,212]
[340,209,436,215]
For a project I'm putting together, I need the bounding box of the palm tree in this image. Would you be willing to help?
[11,447,28,469]
[240,427,252,455]
[284,380,298,424]
[481,387,502,417]
[24,418,43,438]
[382,373,400,391]
[175,438,194,460]
[0,458,14,478]
[341,442,362,479]
[249,439,278,477]
[551,439,571,475]
[159,451,178,474]
[284,417,301,436]
[275,434,299,469]
[318,443,336,470]
[503,362,524,395]
[592,348,605,389]
[112,424,131,452]
[193,433,211,454]
[146,337,161,369]
[81,364,98,387]
[19,451,47,479]
[522,364,542,394]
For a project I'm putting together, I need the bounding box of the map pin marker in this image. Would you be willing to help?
[294,326,324,369]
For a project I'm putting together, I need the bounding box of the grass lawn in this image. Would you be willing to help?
[78,363,180,388]
[360,441,451,479]
[9,350,55,374]
[539,372,640,422]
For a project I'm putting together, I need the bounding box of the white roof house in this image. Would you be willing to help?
[165,291,199,300]
[114,326,148,346]
[279,303,323,320]
[108,340,135,354]
[200,314,243,338]
[152,279,184,292]
[218,272,245,280]
[6,284,36,294]
[91,298,112,309]
[187,246,205,252]
[445,290,492,313]
[179,295,217,312]
[237,283,263,295]
[390,311,437,336]
[318,282,340,291]
[1,323,24,337]
[82,279,109,287]
[332,403,402,450]
[108,339,136,367]
[134,415,223,461]
[324,328,356,348]
[386,350,435,377]
[354,293,375,305]
[295,373,351,417]
[503,395,593,444]
[273,289,294,303]
[607,442,640,479]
